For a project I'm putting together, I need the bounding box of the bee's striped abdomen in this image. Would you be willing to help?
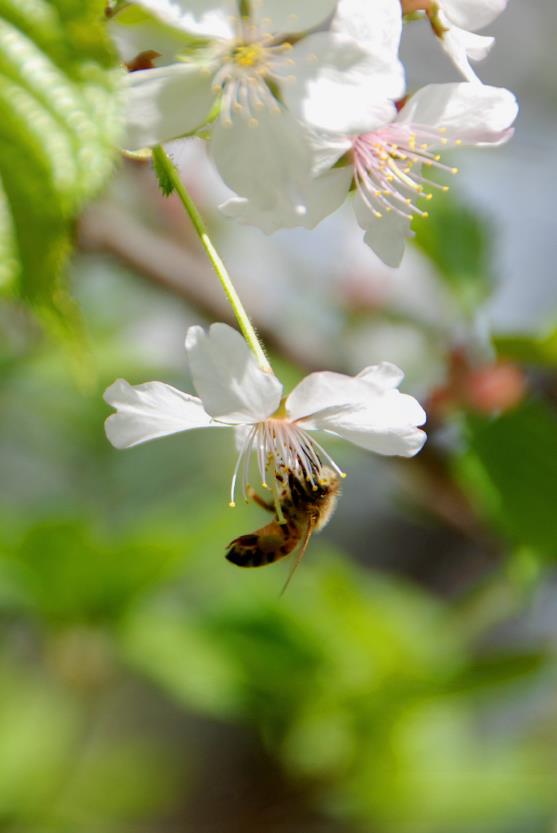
[226,520,298,568]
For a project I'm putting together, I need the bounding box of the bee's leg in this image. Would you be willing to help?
[246,485,275,513]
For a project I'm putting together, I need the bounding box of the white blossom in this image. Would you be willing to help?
[104,323,426,505]
[111,0,404,217]
[224,83,518,267]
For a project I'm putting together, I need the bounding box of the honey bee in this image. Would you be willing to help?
[226,466,341,592]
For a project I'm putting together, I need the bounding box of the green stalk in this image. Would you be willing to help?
[152,145,272,373]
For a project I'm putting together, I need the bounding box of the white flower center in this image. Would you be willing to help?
[211,24,295,127]
[229,417,343,507]
[352,123,460,221]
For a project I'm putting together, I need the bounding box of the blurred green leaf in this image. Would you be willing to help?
[0,516,189,623]
[456,400,557,559]
[444,651,548,696]
[413,189,493,310]
[0,0,122,331]
[120,557,554,832]
[494,326,557,367]
[0,665,79,818]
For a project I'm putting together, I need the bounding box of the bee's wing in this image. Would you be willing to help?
[279,517,316,597]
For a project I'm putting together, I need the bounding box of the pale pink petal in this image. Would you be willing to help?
[352,194,413,268]
[283,32,403,134]
[396,83,518,145]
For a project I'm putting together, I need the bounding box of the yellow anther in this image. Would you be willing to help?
[229,500,236,508]
[233,44,264,67]
[451,167,459,174]
[248,117,259,127]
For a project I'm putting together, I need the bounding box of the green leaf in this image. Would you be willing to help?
[412,189,494,310]
[494,326,557,368]
[456,401,557,558]
[0,0,122,329]
[443,651,548,696]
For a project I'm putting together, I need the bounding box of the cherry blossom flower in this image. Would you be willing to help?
[224,82,518,266]
[111,0,404,217]
[104,323,426,505]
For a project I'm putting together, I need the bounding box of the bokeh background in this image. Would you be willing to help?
[1,2,557,831]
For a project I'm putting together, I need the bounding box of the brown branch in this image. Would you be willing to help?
[78,201,338,372]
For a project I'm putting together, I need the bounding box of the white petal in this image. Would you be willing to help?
[353,193,413,267]
[324,414,427,457]
[104,379,217,448]
[251,0,338,34]
[332,0,403,63]
[396,83,518,145]
[284,32,403,134]
[132,0,236,39]
[124,64,216,149]
[185,323,283,423]
[357,362,405,391]
[305,129,352,176]
[286,370,372,423]
[439,24,494,82]
[219,166,352,234]
[211,101,312,211]
[318,390,427,457]
[287,368,427,457]
[441,0,507,32]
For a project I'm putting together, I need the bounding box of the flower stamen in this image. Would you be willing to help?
[352,123,460,221]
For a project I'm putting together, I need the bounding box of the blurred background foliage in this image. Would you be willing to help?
[1,1,557,832]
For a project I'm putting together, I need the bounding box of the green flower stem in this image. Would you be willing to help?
[152,145,272,373]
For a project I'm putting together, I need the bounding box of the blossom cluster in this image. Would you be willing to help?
[104,0,516,561]
[110,0,517,266]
